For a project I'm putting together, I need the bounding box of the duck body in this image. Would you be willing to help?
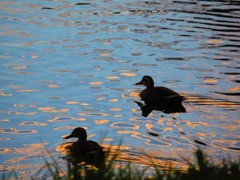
[64,127,105,166]
[136,75,185,104]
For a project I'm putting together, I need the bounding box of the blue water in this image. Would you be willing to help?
[0,0,240,178]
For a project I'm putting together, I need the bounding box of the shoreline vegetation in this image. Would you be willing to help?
[2,147,240,180]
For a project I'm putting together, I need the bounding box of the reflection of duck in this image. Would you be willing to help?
[135,101,186,117]
[63,127,105,166]
[135,76,186,103]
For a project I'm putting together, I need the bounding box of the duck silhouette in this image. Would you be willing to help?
[135,75,186,116]
[63,127,105,166]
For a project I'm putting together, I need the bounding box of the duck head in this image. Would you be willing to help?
[135,75,154,89]
[64,127,87,141]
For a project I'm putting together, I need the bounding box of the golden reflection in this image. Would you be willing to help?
[207,39,224,44]
[97,97,105,101]
[228,86,239,92]
[100,138,114,141]
[89,81,103,85]
[145,123,153,131]
[66,101,79,104]
[186,95,240,108]
[0,91,13,96]
[184,121,208,128]
[117,130,136,134]
[15,111,37,116]
[80,112,109,117]
[0,138,10,141]
[0,128,37,134]
[54,126,77,131]
[13,104,36,108]
[48,116,86,122]
[105,76,120,80]
[204,79,218,83]
[94,119,109,124]
[16,89,40,93]
[31,55,39,59]
[121,91,140,99]
[15,129,38,134]
[38,107,69,113]
[157,118,167,125]
[120,73,136,77]
[48,84,60,88]
[113,114,123,118]
[111,122,139,130]
[20,121,47,126]
[80,103,90,106]
[163,127,173,132]
[110,107,122,111]
[131,108,139,113]
[108,98,119,102]
[100,53,111,57]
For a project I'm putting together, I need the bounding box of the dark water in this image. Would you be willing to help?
[0,0,240,178]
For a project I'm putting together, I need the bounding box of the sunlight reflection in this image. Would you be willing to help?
[66,101,79,104]
[111,122,139,130]
[120,73,136,77]
[38,107,69,113]
[105,76,120,80]
[108,98,119,102]
[0,91,13,96]
[94,119,109,124]
[110,107,122,111]
[89,81,103,85]
[0,128,37,134]
[16,89,40,93]
[48,116,86,122]
[20,121,47,126]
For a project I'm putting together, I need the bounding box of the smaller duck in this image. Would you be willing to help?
[135,75,186,104]
[64,127,105,166]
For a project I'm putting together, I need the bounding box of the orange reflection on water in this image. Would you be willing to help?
[120,73,136,77]
[89,81,103,85]
[66,101,79,104]
[38,107,69,113]
[20,121,47,126]
[113,114,123,118]
[0,128,37,134]
[100,53,111,57]
[48,84,60,88]
[16,89,40,93]
[228,85,239,92]
[111,122,139,130]
[110,107,122,111]
[105,76,120,80]
[48,116,86,122]
[0,91,13,96]
[203,79,218,83]
[95,119,109,124]
[108,98,119,102]
[15,111,37,116]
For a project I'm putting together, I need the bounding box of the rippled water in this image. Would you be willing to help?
[1,0,240,178]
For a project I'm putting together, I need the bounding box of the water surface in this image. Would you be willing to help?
[0,0,240,178]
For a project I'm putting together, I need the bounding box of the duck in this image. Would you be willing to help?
[135,75,186,104]
[63,127,105,166]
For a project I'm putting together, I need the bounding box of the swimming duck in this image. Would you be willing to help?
[135,75,186,104]
[64,127,105,165]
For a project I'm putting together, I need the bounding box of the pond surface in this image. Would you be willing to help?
[0,0,240,178]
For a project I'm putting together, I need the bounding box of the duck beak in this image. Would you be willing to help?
[135,80,143,85]
[63,134,73,139]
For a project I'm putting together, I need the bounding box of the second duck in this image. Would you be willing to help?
[135,75,186,104]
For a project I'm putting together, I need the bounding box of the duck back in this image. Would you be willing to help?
[140,86,185,104]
